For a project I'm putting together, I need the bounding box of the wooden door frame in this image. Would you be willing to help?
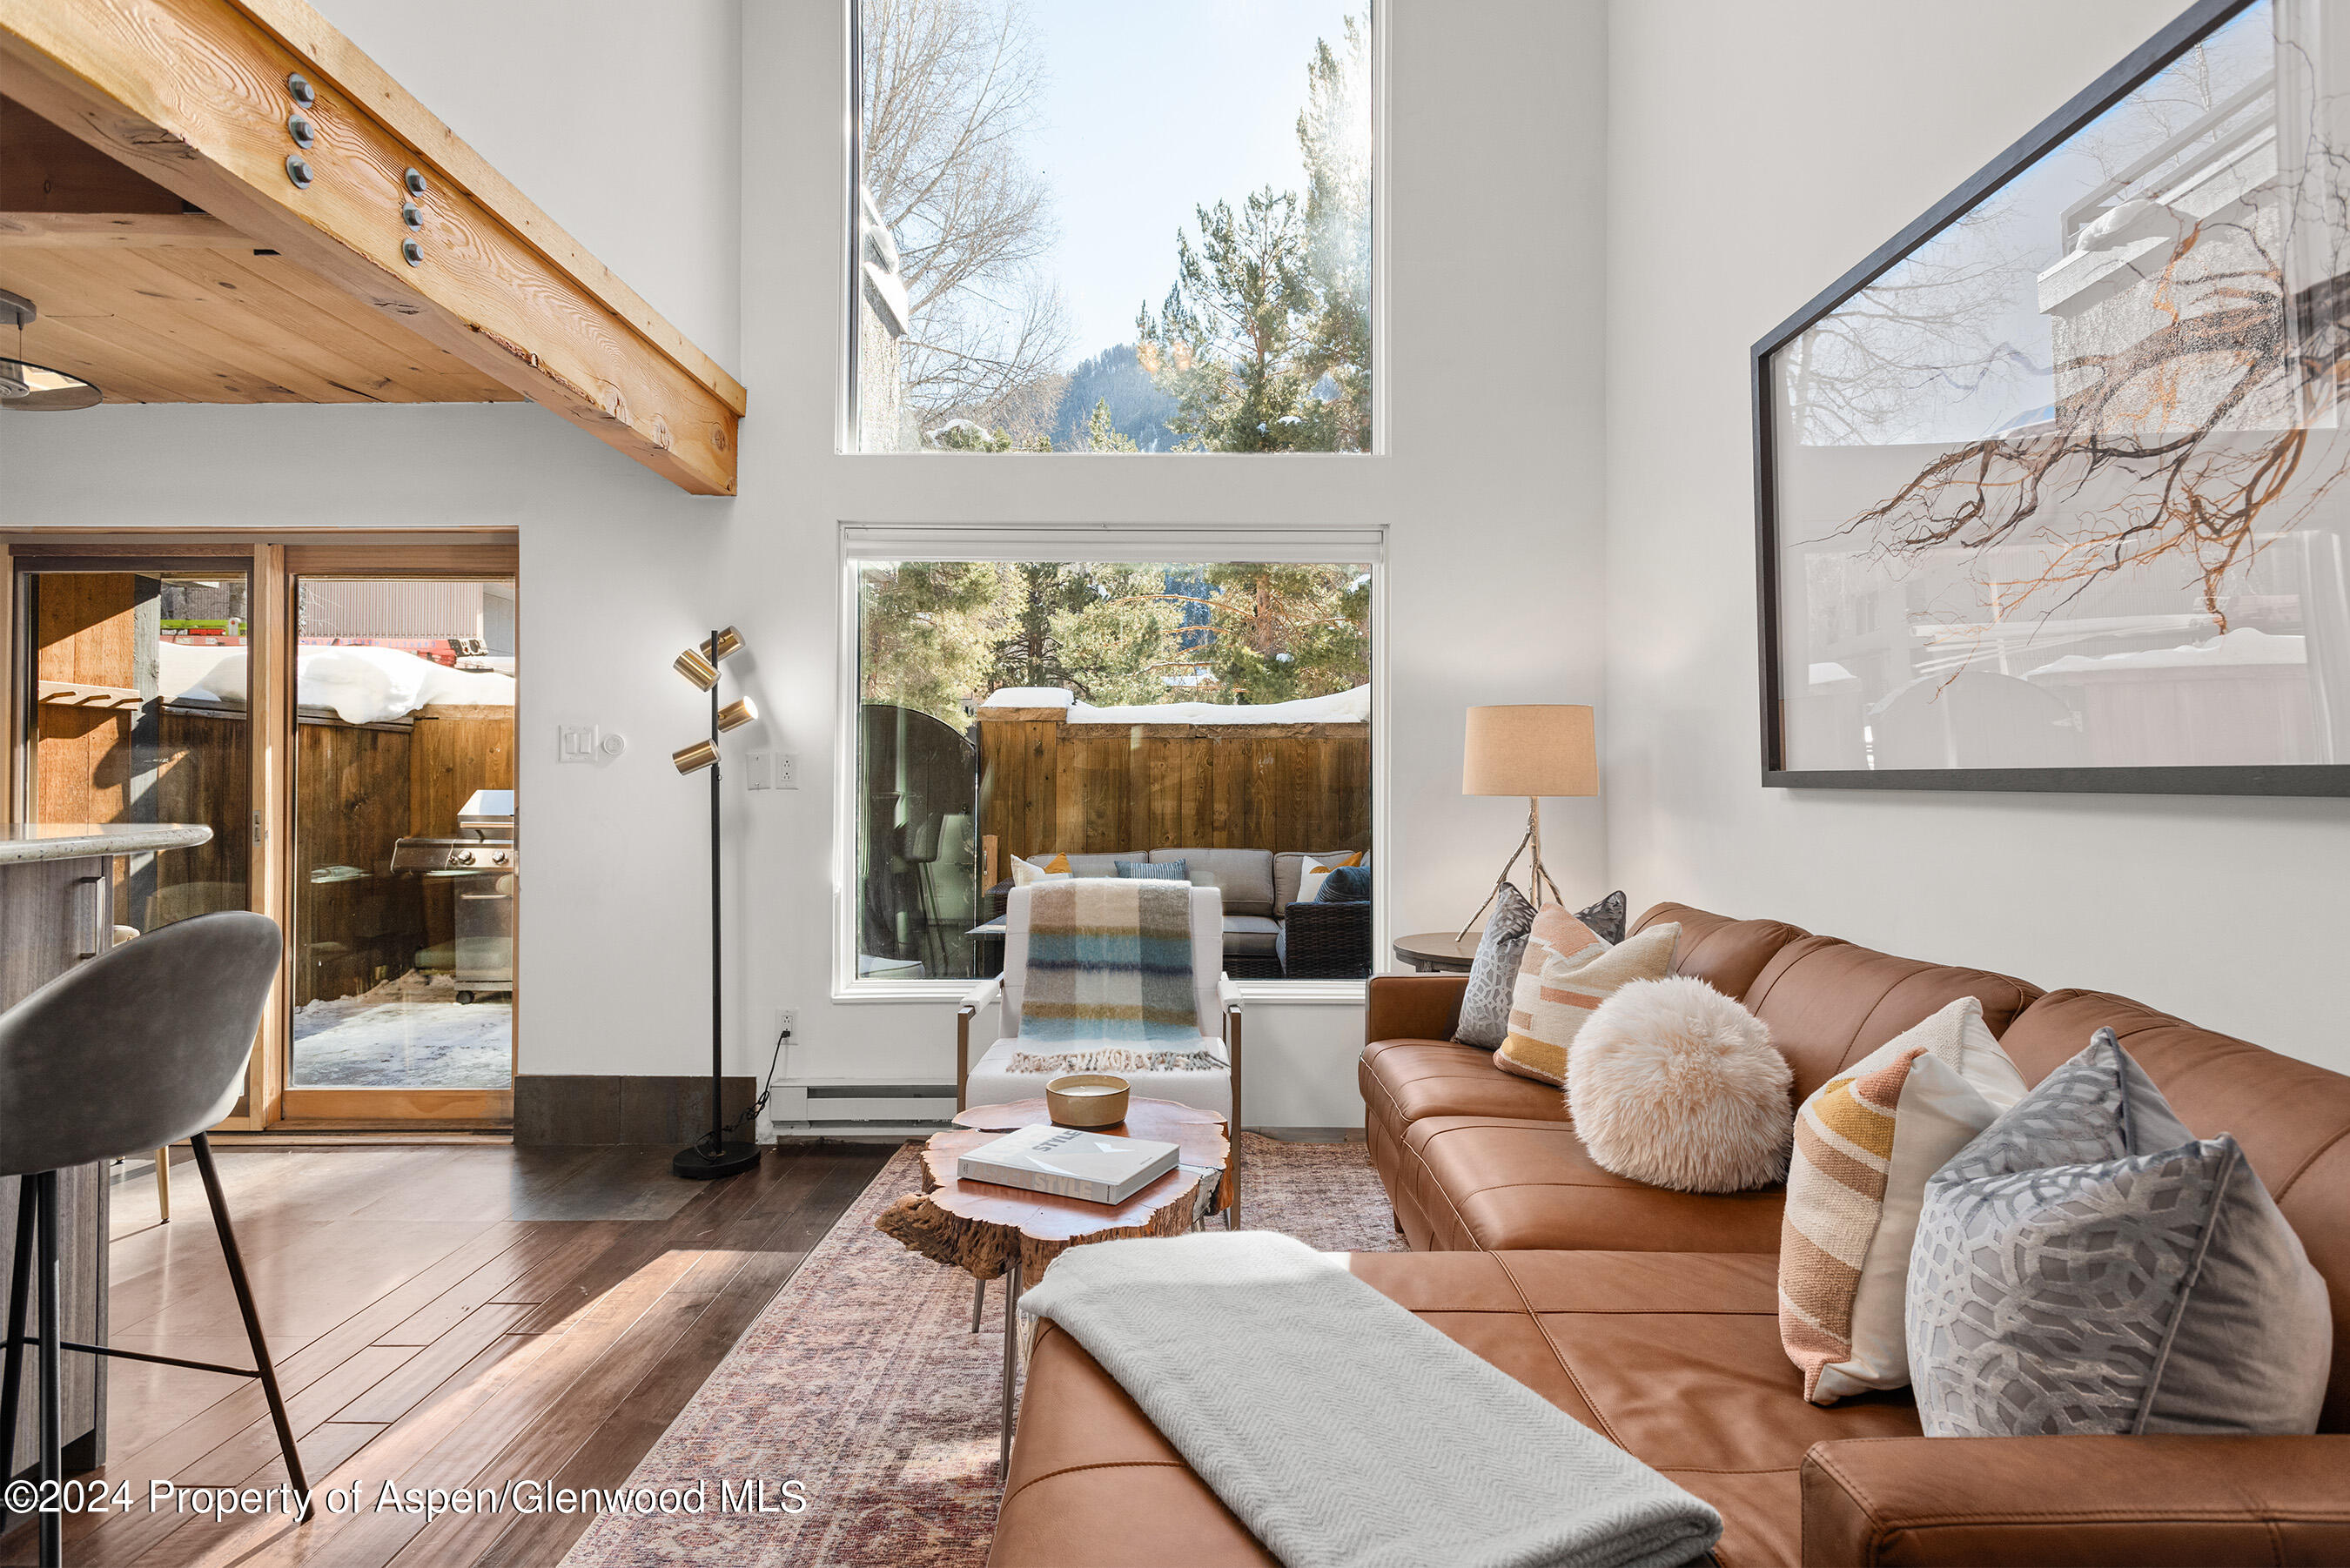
[6,530,519,1130]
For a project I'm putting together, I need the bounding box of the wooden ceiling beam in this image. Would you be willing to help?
[0,210,247,245]
[0,0,742,495]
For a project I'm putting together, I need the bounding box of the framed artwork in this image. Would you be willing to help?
[1755,0,2350,794]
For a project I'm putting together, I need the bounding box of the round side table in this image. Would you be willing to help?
[1392,931,1480,972]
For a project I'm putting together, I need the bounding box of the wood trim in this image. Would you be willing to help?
[276,1089,515,1122]
[0,0,742,494]
[2,545,14,825]
[5,530,517,555]
[248,540,289,1128]
[283,541,516,575]
[0,208,246,245]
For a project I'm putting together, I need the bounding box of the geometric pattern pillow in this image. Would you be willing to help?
[1907,1029,2333,1437]
[1493,921,1678,1087]
[1574,888,1629,946]
[1778,996,2026,1404]
[1452,883,1537,1049]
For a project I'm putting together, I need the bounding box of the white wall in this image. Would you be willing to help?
[313,0,744,372]
[0,0,1613,1127]
[1603,0,2350,1072]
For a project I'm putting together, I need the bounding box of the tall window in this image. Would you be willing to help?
[849,1,1373,453]
[848,553,1375,986]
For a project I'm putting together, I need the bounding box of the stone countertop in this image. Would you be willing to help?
[0,823,213,864]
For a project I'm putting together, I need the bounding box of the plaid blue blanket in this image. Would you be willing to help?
[1019,878,1201,1044]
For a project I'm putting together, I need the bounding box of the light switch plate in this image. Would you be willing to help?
[743,750,772,790]
[558,724,598,763]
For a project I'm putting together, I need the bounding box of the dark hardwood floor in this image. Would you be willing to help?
[0,1138,896,1567]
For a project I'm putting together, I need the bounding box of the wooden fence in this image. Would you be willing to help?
[977,707,1372,871]
[37,697,512,1006]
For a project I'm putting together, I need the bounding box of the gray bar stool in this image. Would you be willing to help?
[0,912,306,1566]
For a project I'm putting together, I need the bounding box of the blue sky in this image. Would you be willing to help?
[1024,0,1364,364]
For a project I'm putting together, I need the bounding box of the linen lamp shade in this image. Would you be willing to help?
[1462,705,1597,799]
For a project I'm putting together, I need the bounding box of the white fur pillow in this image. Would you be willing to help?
[1567,976,1792,1193]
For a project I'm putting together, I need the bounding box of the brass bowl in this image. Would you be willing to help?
[1045,1073,1130,1129]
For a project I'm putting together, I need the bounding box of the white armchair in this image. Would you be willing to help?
[956,882,1244,1220]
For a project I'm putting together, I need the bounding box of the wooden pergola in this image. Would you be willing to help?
[0,0,744,494]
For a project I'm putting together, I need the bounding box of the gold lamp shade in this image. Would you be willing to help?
[672,738,720,774]
[673,627,745,691]
[1462,705,1598,798]
[717,696,756,733]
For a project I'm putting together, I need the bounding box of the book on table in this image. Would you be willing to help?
[958,1124,1180,1205]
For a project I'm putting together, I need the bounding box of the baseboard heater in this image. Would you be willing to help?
[769,1082,958,1136]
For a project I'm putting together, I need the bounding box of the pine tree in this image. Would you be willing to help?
[1079,399,1140,452]
[1134,17,1372,453]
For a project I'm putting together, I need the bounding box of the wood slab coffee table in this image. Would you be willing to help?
[873,1096,1232,1472]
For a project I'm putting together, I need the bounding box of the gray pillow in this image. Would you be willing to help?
[1907,1029,2331,1437]
[1451,884,1536,1049]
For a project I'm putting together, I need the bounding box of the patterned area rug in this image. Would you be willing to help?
[561,1134,1400,1568]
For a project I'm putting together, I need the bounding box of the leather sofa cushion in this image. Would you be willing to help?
[1739,935,2041,1103]
[1402,1116,1785,1253]
[1360,1038,1570,1128]
[1220,914,1280,955]
[1635,901,1810,1001]
[1152,848,1275,916]
[991,1250,1922,1568]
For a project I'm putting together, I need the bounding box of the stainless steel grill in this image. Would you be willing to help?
[391,787,514,1002]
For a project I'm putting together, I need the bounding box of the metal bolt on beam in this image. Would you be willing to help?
[285,155,313,190]
[286,72,316,108]
[286,113,313,149]
[401,239,423,267]
[403,168,427,197]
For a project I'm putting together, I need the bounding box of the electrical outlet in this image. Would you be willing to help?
[772,1007,796,1039]
[776,753,797,789]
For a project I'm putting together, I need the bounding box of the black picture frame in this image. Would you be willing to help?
[1752,0,2350,797]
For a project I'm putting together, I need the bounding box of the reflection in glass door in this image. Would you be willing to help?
[21,566,254,934]
[286,576,516,1098]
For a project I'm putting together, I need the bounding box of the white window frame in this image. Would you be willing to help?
[832,521,1390,1003]
[839,1,1388,457]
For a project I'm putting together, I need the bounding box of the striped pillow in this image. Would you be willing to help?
[1493,916,1679,1087]
[1778,996,2027,1404]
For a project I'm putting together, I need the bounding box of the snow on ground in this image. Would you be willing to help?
[981,683,1369,725]
[160,641,515,724]
[291,971,510,1089]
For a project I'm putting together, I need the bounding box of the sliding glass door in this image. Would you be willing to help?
[10,538,519,1129]
[17,560,260,1109]
[283,573,517,1116]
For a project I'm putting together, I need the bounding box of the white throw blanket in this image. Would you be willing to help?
[1017,1232,1722,1568]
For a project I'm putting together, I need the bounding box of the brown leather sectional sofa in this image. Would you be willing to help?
[988,902,2350,1567]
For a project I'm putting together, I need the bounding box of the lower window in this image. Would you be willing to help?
[849,554,1374,985]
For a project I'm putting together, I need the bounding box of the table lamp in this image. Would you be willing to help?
[1457,704,1597,939]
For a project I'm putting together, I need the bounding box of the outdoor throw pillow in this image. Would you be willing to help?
[1908,1029,2332,1437]
[1494,917,1679,1087]
[1316,864,1370,902]
[1451,883,1537,1049]
[1778,996,2029,1404]
[1010,852,1071,887]
[1568,975,1789,1192]
[1116,859,1189,881]
[1295,850,1364,905]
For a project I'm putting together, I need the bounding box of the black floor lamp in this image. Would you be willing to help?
[670,627,762,1180]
